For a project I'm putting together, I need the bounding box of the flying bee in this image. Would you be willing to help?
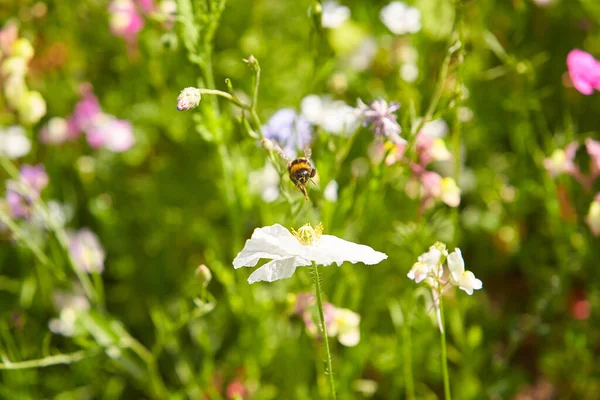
[274,145,316,201]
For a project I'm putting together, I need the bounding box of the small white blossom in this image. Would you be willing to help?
[0,125,31,159]
[586,196,600,236]
[447,248,482,295]
[421,118,449,139]
[400,63,419,82]
[301,95,359,136]
[380,2,421,35]
[335,308,360,347]
[347,37,378,72]
[233,224,387,284]
[324,180,339,202]
[249,162,280,203]
[321,1,350,29]
[18,90,46,125]
[407,261,431,283]
[440,177,461,207]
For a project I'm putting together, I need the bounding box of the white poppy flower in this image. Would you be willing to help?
[233,224,387,284]
[447,248,482,295]
[0,125,31,159]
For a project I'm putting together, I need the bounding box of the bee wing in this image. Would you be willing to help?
[303,146,312,160]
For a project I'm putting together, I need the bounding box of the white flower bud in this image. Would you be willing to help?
[177,87,201,111]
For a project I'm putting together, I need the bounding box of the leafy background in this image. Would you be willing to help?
[1,0,600,399]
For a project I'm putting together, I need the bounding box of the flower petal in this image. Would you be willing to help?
[247,256,310,284]
[233,224,305,268]
[447,248,465,283]
[310,235,387,266]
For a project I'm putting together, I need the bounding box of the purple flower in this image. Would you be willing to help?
[567,49,600,95]
[262,109,312,159]
[69,229,106,274]
[357,98,405,144]
[5,164,48,218]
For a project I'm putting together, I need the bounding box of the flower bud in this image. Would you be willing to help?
[195,264,212,287]
[12,38,34,60]
[177,87,201,111]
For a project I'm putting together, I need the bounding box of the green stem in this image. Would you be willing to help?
[402,321,416,400]
[198,88,250,110]
[311,262,336,400]
[439,296,452,400]
[0,350,98,370]
[452,0,465,183]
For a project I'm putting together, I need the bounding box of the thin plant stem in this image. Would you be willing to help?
[438,295,452,400]
[311,262,337,400]
[402,321,416,400]
[0,349,99,370]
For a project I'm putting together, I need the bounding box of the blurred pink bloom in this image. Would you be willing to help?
[585,138,600,174]
[0,23,18,57]
[68,228,106,273]
[5,164,48,218]
[58,87,135,152]
[108,0,146,42]
[543,141,579,177]
[226,380,247,400]
[416,131,451,165]
[566,49,600,95]
[86,115,135,152]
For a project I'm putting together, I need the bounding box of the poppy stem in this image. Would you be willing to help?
[439,295,452,400]
[311,262,337,400]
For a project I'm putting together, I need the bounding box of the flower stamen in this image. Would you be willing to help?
[291,223,323,246]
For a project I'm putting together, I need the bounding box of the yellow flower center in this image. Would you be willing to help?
[291,223,323,246]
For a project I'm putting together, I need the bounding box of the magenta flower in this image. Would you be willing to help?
[86,116,135,152]
[357,98,405,144]
[566,49,600,95]
[5,164,48,218]
[68,228,106,273]
[585,138,600,173]
[57,87,135,152]
[108,0,146,42]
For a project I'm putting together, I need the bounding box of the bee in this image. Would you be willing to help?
[274,145,316,201]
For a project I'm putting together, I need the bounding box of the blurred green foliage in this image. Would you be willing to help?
[1,0,600,399]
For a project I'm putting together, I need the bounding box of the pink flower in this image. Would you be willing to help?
[543,141,579,177]
[108,0,146,42]
[86,115,135,152]
[585,138,600,173]
[68,228,106,273]
[566,49,600,95]
[68,91,103,136]
[5,164,48,218]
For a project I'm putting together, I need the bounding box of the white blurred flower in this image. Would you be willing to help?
[48,290,90,337]
[69,228,106,274]
[335,307,360,346]
[380,2,421,35]
[421,118,449,139]
[400,64,419,82]
[407,261,432,283]
[3,75,26,108]
[1,56,28,77]
[233,223,387,284]
[321,1,350,29]
[324,180,339,202]
[408,244,445,284]
[586,196,600,236]
[249,162,280,203]
[347,37,378,72]
[18,90,46,125]
[440,177,460,207]
[40,117,70,144]
[447,248,482,295]
[301,95,359,135]
[0,125,31,159]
